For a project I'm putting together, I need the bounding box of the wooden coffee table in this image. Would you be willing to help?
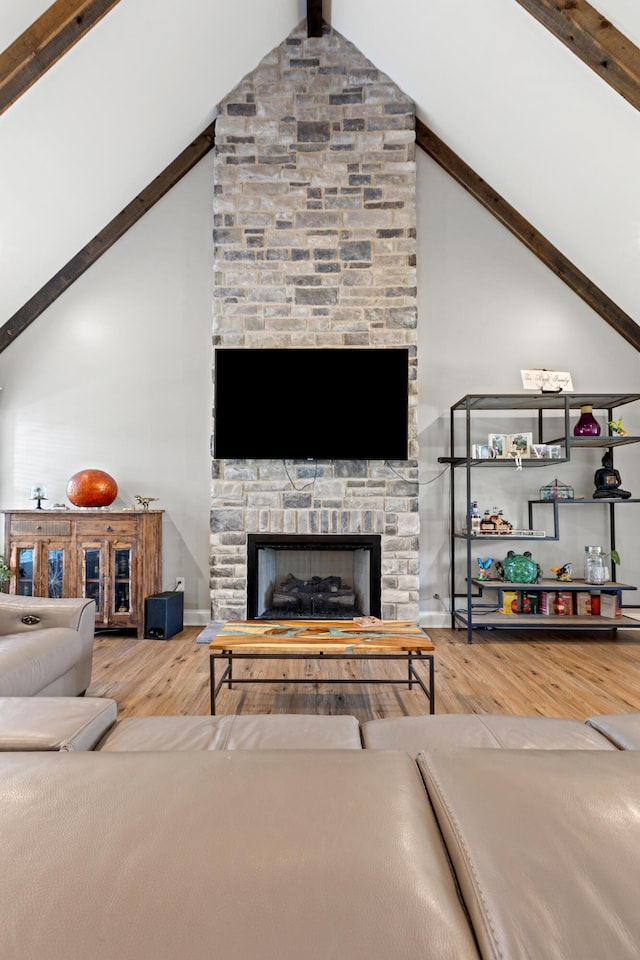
[209,619,435,715]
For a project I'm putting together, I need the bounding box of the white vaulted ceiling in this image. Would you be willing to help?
[1,0,640,334]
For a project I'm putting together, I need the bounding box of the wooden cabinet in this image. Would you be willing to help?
[2,510,163,638]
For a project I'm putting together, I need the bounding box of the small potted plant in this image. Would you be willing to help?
[0,556,14,593]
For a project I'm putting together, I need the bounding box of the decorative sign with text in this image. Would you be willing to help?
[520,369,574,392]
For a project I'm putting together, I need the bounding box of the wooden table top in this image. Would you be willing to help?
[209,619,435,653]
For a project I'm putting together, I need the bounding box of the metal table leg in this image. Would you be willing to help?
[209,650,435,715]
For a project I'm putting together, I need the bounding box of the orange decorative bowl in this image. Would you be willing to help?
[66,469,118,508]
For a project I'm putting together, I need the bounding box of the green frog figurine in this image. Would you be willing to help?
[495,550,542,584]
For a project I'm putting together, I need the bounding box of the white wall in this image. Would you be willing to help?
[0,0,308,320]
[0,157,214,621]
[1,0,639,625]
[333,0,640,321]
[0,1,51,47]
[416,152,640,623]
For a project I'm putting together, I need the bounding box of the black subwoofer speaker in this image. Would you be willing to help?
[144,591,184,640]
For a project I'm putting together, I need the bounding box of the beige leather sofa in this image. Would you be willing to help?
[0,595,96,696]
[1,698,640,960]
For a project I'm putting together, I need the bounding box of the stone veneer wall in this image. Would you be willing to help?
[210,21,419,622]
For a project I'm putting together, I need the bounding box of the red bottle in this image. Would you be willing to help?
[573,405,601,437]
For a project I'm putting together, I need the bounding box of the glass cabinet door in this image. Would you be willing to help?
[15,547,35,596]
[10,541,72,597]
[112,546,132,616]
[78,540,136,626]
[81,545,103,616]
[46,545,65,598]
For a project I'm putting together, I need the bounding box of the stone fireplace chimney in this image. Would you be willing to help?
[210,20,419,622]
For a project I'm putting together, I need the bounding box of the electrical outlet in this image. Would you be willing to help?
[175,577,185,592]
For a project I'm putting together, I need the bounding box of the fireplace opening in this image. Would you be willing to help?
[247,534,381,620]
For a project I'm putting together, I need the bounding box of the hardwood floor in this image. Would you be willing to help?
[86,624,640,722]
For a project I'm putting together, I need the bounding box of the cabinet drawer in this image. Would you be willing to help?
[10,519,72,536]
[74,519,138,538]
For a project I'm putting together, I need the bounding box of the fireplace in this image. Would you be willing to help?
[209,22,420,625]
[247,535,381,620]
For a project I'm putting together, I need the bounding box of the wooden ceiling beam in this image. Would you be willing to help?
[307,1,324,38]
[514,0,640,112]
[0,123,216,354]
[415,118,640,351]
[0,0,123,116]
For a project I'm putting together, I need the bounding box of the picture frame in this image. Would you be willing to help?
[488,434,506,458]
[530,443,549,459]
[507,432,532,458]
[471,443,490,459]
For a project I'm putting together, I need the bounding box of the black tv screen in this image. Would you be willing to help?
[214,348,409,460]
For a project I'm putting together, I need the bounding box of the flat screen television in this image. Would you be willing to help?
[213,347,409,460]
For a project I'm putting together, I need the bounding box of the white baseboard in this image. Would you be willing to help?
[183,608,210,627]
[418,611,450,628]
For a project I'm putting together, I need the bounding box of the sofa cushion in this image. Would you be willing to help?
[96,713,362,750]
[0,629,83,696]
[361,713,615,755]
[0,750,481,960]
[0,696,117,751]
[417,748,640,960]
[585,713,640,749]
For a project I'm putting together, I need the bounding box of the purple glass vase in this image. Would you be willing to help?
[573,405,601,437]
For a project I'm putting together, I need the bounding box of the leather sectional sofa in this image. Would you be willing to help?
[1,697,640,959]
[0,595,96,696]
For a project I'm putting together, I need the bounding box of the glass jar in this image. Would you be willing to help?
[574,405,601,437]
[584,545,607,585]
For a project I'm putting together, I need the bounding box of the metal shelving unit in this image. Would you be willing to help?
[438,393,640,643]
